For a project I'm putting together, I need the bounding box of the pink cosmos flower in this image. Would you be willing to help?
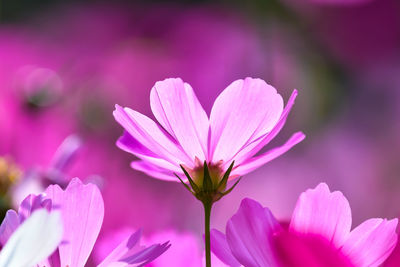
[211,183,398,266]
[0,178,170,266]
[114,77,305,184]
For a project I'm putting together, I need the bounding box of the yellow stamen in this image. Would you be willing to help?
[0,157,22,195]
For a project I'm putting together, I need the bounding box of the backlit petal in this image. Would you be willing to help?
[98,228,170,267]
[210,229,241,267]
[0,210,19,246]
[117,131,182,173]
[209,78,283,163]
[341,218,398,267]
[231,89,299,166]
[98,229,142,267]
[0,209,62,267]
[130,161,181,182]
[114,105,192,167]
[232,132,305,177]
[226,198,282,267]
[44,178,104,267]
[289,183,352,248]
[18,194,51,222]
[151,78,209,161]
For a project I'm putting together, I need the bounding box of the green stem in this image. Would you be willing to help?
[203,200,212,267]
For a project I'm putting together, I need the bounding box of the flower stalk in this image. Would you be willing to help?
[176,161,241,267]
[203,198,212,267]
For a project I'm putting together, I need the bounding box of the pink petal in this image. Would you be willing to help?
[113,105,192,167]
[98,229,142,266]
[99,229,170,267]
[0,210,63,267]
[117,131,182,173]
[18,194,51,222]
[0,210,19,246]
[210,229,241,267]
[232,132,305,176]
[150,78,209,162]
[209,78,284,163]
[274,231,353,267]
[48,134,82,184]
[44,178,104,267]
[226,198,282,267]
[231,89,299,166]
[289,183,352,249]
[120,242,171,266]
[130,161,180,182]
[341,218,398,266]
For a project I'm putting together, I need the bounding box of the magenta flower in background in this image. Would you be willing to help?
[10,134,83,208]
[211,183,398,266]
[0,178,170,266]
[114,77,305,184]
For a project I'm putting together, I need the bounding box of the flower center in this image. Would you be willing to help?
[0,157,22,196]
[178,160,239,204]
[189,160,224,190]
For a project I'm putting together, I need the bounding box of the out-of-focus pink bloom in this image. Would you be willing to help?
[146,230,229,267]
[284,0,400,73]
[0,178,170,266]
[211,183,398,266]
[145,230,203,267]
[11,134,82,207]
[303,0,374,5]
[114,77,304,183]
[95,228,227,267]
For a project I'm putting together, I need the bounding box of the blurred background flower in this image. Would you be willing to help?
[0,0,399,265]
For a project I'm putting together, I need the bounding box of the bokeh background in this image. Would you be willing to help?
[1,0,400,265]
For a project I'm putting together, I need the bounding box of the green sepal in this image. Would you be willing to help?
[202,161,213,192]
[180,165,200,193]
[217,161,235,190]
[221,177,242,197]
[174,173,194,194]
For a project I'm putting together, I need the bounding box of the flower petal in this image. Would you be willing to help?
[47,134,82,184]
[289,183,352,248]
[130,161,181,182]
[274,231,353,267]
[44,178,104,267]
[98,229,142,266]
[114,105,192,167]
[210,229,241,267]
[209,78,283,163]
[0,210,19,246]
[18,194,51,222]
[226,198,282,267]
[99,228,170,267]
[117,131,182,173]
[150,78,209,162]
[0,209,63,267]
[232,132,305,176]
[119,242,171,266]
[341,218,398,266]
[231,89,299,166]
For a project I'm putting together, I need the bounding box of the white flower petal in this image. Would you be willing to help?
[0,209,63,267]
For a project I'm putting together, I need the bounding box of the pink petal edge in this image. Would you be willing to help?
[289,183,352,248]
